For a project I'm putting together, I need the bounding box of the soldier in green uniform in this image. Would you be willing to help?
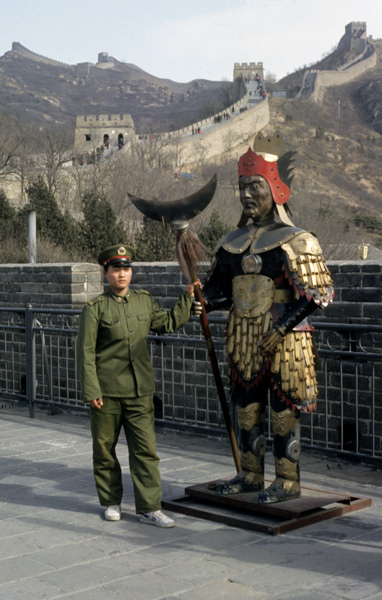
[76,244,197,527]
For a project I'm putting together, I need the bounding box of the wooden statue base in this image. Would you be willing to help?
[162,479,371,535]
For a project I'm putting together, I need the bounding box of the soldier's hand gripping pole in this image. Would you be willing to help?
[174,222,241,473]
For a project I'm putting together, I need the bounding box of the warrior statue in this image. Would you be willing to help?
[198,131,334,503]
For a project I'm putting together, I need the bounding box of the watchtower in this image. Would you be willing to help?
[233,62,264,81]
[74,113,135,150]
[338,22,367,54]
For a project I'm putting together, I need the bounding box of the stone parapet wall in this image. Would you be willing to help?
[1,260,381,456]
[314,260,382,325]
[129,262,195,308]
[167,99,270,165]
[130,260,382,327]
[0,263,103,309]
[11,42,73,69]
[309,50,377,102]
[144,91,252,142]
[2,259,382,322]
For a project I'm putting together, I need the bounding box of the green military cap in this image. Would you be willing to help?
[98,244,136,268]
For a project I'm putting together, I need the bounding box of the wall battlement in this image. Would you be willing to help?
[11,42,73,69]
[76,114,134,127]
[234,62,264,80]
[345,22,367,35]
[234,62,263,69]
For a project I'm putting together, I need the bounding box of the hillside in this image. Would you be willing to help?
[262,91,382,253]
[183,37,382,254]
[0,44,241,133]
[276,35,382,134]
[1,30,382,257]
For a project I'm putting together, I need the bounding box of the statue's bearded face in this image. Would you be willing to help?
[239,175,273,221]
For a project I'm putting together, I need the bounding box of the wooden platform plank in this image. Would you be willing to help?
[184,482,357,518]
[162,480,372,535]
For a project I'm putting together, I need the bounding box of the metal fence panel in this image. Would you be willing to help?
[0,307,381,462]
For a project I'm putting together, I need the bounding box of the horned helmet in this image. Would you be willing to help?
[237,130,296,227]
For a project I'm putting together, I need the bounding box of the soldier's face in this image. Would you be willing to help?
[239,175,273,221]
[104,265,132,294]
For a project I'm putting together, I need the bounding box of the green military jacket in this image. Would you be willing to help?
[76,288,193,402]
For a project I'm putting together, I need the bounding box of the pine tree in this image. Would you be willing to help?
[21,177,81,252]
[0,190,17,241]
[199,210,230,253]
[80,192,128,260]
[135,217,176,261]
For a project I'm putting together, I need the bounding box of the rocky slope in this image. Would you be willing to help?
[1,36,382,253]
[0,44,240,132]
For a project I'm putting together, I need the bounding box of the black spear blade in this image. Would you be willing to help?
[127,174,217,223]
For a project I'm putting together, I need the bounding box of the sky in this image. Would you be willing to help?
[2,0,382,83]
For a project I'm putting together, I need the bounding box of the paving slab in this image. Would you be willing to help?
[171,580,266,600]
[309,573,382,599]
[0,405,382,600]
[0,577,63,600]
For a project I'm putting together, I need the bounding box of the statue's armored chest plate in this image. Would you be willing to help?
[220,223,304,255]
[232,274,275,318]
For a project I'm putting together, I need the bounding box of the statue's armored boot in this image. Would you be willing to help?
[258,407,301,504]
[216,402,266,495]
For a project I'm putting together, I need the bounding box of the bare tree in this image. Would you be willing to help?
[132,133,176,171]
[264,71,278,92]
[218,79,234,108]
[0,112,33,183]
[34,126,74,195]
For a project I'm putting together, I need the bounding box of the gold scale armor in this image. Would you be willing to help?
[226,229,333,410]
[207,222,333,501]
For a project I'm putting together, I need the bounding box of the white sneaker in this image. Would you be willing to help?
[139,510,175,528]
[104,505,121,521]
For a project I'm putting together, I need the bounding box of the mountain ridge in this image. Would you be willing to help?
[1,31,382,252]
[0,43,236,132]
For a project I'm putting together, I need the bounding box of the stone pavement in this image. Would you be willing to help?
[1,404,382,600]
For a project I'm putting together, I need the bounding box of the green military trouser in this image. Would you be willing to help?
[90,395,162,514]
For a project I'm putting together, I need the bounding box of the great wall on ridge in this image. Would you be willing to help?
[2,21,379,207]
[72,21,378,166]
